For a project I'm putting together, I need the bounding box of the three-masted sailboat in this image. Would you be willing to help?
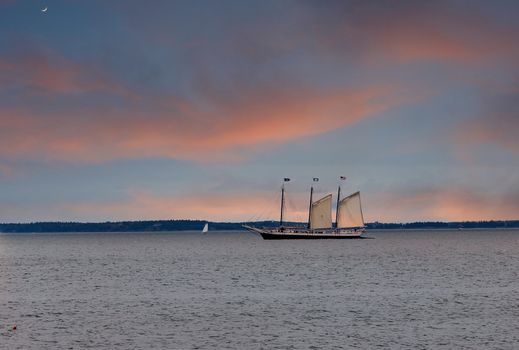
[243,178,366,239]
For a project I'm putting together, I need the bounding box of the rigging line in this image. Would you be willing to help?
[263,188,282,222]
[245,188,281,223]
[254,200,273,222]
[286,193,303,223]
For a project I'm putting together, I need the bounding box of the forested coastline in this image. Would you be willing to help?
[1,220,518,233]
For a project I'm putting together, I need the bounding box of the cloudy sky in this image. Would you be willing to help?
[0,0,518,223]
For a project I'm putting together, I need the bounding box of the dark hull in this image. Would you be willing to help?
[260,232,363,240]
[242,225,364,240]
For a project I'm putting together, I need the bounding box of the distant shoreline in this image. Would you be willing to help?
[0,220,518,233]
[1,228,519,236]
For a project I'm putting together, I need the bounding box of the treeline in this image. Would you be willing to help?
[0,220,519,233]
[0,220,284,233]
[0,220,518,233]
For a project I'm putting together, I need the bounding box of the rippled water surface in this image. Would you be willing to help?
[1,230,519,349]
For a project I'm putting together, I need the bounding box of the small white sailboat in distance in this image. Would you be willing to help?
[202,223,209,234]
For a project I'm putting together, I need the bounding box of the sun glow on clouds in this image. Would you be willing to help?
[0,2,516,165]
[68,191,282,222]
[0,85,408,162]
[0,52,129,96]
[368,188,519,223]
[0,0,518,222]
[457,101,519,155]
[15,188,514,223]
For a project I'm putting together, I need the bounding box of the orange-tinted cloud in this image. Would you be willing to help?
[0,84,411,162]
[67,191,279,222]
[366,17,517,64]
[306,2,519,66]
[0,51,130,96]
[366,188,519,222]
[458,121,519,155]
[455,94,519,155]
[0,188,310,222]
[0,162,13,177]
[9,186,515,223]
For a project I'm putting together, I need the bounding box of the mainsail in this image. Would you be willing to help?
[337,191,364,228]
[310,194,332,229]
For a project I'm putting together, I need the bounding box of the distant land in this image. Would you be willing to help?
[0,220,518,233]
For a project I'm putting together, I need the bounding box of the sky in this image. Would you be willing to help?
[0,0,518,223]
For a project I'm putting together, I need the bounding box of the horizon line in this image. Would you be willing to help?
[1,219,519,225]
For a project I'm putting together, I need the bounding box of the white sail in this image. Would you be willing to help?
[202,223,208,233]
[310,194,332,229]
[337,191,364,228]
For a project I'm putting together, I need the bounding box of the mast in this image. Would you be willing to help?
[335,185,341,228]
[280,178,290,227]
[307,186,313,229]
[336,176,346,228]
[280,184,285,227]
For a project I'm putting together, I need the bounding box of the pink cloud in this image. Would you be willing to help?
[366,188,519,222]
[8,186,516,223]
[67,191,287,222]
[0,51,131,97]
[0,162,14,177]
[0,84,413,163]
[455,93,519,156]
[307,2,519,66]
[365,18,517,65]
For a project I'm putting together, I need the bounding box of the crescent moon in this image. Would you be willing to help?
[41,7,48,12]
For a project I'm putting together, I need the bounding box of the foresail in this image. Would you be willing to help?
[337,191,364,228]
[310,194,332,229]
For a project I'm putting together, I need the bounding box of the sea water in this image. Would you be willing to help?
[1,229,518,349]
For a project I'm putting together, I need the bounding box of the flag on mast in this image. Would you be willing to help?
[340,176,346,180]
[284,178,290,182]
[313,178,319,182]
